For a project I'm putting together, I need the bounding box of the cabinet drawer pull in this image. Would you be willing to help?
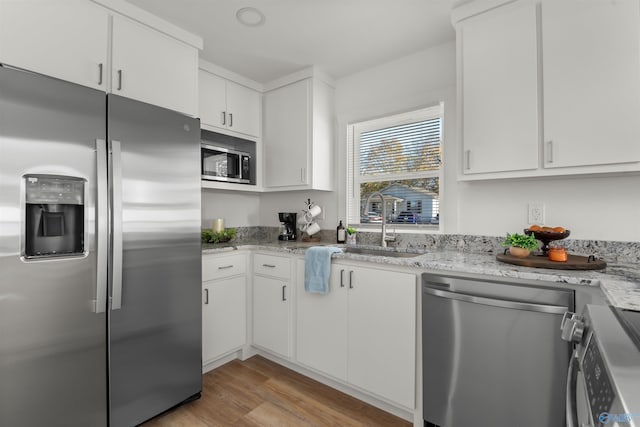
[340,269,345,287]
[349,270,354,289]
[98,63,103,85]
[282,285,287,301]
[229,113,233,127]
[465,149,471,170]
[204,288,209,305]
[117,69,123,91]
[262,264,276,268]
[546,140,554,163]
[218,265,234,270]
[221,111,226,126]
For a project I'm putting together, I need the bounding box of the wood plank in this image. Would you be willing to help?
[142,356,411,427]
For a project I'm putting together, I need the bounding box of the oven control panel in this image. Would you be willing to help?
[582,335,616,426]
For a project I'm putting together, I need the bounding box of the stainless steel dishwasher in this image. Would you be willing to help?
[422,272,574,427]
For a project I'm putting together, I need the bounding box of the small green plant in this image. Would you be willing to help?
[346,227,357,235]
[502,232,539,250]
[202,228,236,244]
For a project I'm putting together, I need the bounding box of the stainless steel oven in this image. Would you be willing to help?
[563,305,640,427]
[201,143,250,184]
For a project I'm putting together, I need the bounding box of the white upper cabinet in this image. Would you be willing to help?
[0,0,200,116]
[541,0,640,169]
[455,0,640,179]
[0,0,109,91]
[263,77,333,191]
[111,15,198,116]
[460,1,539,174]
[199,69,261,138]
[226,80,261,138]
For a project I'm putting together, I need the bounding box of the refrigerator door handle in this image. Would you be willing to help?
[94,139,108,313]
[110,140,124,310]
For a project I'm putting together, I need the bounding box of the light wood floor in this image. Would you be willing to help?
[142,355,411,426]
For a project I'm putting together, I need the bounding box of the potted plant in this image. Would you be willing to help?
[201,228,237,244]
[502,232,539,258]
[346,227,357,245]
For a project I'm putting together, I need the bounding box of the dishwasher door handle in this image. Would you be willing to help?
[423,286,568,314]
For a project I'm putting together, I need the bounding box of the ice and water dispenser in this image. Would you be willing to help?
[24,175,85,259]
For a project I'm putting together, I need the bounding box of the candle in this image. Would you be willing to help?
[212,218,224,233]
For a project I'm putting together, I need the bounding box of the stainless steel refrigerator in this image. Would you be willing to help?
[0,65,202,426]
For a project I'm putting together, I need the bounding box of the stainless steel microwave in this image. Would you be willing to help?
[201,143,251,184]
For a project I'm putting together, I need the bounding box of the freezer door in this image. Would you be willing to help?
[0,66,108,426]
[107,94,202,427]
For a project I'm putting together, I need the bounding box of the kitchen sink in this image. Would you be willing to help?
[342,247,421,258]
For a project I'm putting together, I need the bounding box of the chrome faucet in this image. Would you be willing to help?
[365,192,395,248]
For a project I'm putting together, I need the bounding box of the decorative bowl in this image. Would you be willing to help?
[524,229,570,256]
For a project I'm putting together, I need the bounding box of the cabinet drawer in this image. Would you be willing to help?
[253,254,290,279]
[203,253,246,281]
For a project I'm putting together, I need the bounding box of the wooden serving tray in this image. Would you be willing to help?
[496,253,607,270]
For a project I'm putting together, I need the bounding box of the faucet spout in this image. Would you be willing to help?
[365,191,391,247]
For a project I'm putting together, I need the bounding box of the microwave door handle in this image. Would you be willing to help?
[109,140,123,310]
[94,139,108,314]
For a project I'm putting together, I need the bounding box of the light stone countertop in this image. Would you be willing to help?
[202,242,640,311]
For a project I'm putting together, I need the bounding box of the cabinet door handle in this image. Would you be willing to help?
[546,140,554,163]
[204,288,209,305]
[229,113,233,127]
[262,264,276,268]
[282,285,287,301]
[349,270,354,289]
[221,111,226,126]
[340,269,345,287]
[117,69,123,91]
[218,265,233,270]
[465,149,471,170]
[98,63,103,86]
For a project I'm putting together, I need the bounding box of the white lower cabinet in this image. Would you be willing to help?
[202,253,247,365]
[252,254,292,358]
[296,260,416,408]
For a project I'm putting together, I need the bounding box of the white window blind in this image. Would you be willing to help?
[347,104,443,228]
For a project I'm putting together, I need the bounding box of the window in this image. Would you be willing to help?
[347,105,443,228]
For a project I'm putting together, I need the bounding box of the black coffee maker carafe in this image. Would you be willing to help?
[278,212,297,241]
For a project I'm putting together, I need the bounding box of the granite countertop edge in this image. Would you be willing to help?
[202,242,640,311]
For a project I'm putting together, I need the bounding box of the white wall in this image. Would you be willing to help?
[202,38,640,242]
[258,190,340,228]
[201,189,260,228]
[334,41,459,233]
[458,175,640,241]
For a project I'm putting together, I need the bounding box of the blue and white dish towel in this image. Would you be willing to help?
[304,246,343,295]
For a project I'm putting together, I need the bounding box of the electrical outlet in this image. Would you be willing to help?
[528,203,545,225]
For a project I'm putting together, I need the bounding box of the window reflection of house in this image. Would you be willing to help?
[361,184,438,224]
[360,195,404,221]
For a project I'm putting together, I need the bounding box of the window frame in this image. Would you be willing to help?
[347,104,443,232]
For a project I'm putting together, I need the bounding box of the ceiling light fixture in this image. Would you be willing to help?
[236,7,266,27]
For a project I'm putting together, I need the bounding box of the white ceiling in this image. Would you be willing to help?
[125,0,456,83]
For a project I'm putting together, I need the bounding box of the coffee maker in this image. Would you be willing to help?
[278,212,297,241]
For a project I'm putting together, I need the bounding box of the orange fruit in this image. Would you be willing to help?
[552,226,566,233]
[542,226,554,232]
[528,225,542,231]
